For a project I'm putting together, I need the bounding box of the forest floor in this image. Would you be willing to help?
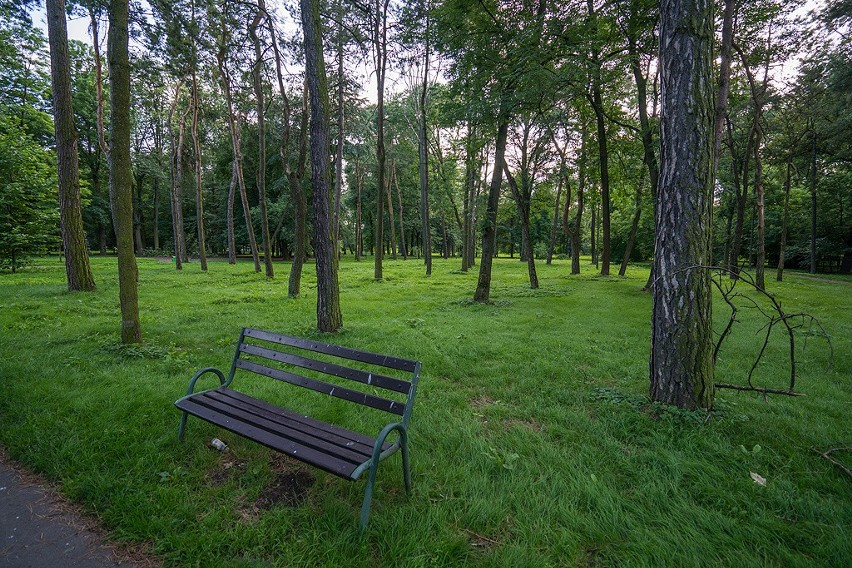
[0,255,849,567]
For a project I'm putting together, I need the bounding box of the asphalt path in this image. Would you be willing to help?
[0,459,147,568]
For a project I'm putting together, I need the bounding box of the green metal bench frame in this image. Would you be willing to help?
[175,327,420,530]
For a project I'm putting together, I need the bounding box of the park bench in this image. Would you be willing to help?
[175,327,420,530]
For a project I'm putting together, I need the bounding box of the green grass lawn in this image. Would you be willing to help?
[0,255,849,567]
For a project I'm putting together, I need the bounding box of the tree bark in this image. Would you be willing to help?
[650,0,715,409]
[590,78,611,276]
[547,174,562,265]
[393,158,407,259]
[301,0,343,332]
[46,0,96,292]
[474,117,509,303]
[108,0,141,343]
[713,0,735,176]
[373,0,389,281]
[503,162,538,289]
[619,168,645,277]
[809,131,817,274]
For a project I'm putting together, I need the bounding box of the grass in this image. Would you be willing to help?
[0,255,849,567]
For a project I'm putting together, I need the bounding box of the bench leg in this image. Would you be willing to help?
[178,411,189,442]
[359,460,379,532]
[402,439,411,495]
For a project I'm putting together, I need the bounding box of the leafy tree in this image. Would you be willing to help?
[0,116,59,272]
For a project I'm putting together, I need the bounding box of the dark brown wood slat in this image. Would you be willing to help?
[188,392,369,464]
[204,389,376,458]
[235,359,405,416]
[243,328,418,373]
[239,343,411,394]
[175,398,359,478]
[218,388,388,450]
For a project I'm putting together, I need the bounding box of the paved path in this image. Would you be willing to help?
[0,459,149,568]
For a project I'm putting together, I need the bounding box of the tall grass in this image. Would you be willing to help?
[0,255,848,567]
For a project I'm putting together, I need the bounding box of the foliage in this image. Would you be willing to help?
[0,117,59,271]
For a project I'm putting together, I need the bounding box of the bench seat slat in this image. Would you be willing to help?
[239,343,411,394]
[177,394,375,479]
[244,328,418,373]
[235,359,405,416]
[206,389,382,457]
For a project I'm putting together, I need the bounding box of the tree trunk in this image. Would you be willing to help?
[619,169,645,277]
[474,116,509,303]
[227,160,237,264]
[503,162,538,289]
[591,77,611,276]
[418,12,432,276]
[547,174,562,265]
[650,0,715,409]
[46,0,96,292]
[776,158,792,281]
[713,0,735,176]
[590,202,597,265]
[108,0,141,343]
[569,121,587,275]
[393,159,407,259]
[175,108,189,264]
[133,171,145,254]
[216,51,261,272]
[386,166,397,259]
[333,1,345,249]
[355,157,363,261]
[728,117,753,278]
[809,132,817,274]
[191,68,207,271]
[301,0,343,332]
[251,9,274,278]
[373,0,389,281]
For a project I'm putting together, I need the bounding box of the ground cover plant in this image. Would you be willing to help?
[0,256,849,567]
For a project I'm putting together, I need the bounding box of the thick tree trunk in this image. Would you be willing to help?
[108,0,141,343]
[650,0,715,409]
[474,117,509,303]
[301,0,342,332]
[46,0,96,292]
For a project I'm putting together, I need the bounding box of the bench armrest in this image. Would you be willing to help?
[352,422,407,480]
[182,367,226,398]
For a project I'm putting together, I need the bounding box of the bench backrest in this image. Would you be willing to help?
[225,328,420,427]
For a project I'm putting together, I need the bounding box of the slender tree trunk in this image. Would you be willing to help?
[167,83,183,269]
[393,159,407,259]
[227,160,237,264]
[776,158,792,281]
[373,0,389,281]
[619,169,645,277]
[47,0,96,292]
[217,53,261,272]
[809,131,817,274]
[591,79,611,275]
[570,121,587,275]
[191,68,207,271]
[503,163,538,288]
[474,116,509,303]
[152,173,159,251]
[334,0,345,249]
[108,0,141,343]
[728,118,754,278]
[386,164,397,259]
[650,0,714,409]
[301,0,342,331]
[590,202,597,265]
[175,109,189,264]
[547,174,562,265]
[133,171,144,254]
[355,159,363,261]
[418,10,432,275]
[250,9,274,278]
[753,123,766,289]
[713,0,735,175]
[283,85,310,295]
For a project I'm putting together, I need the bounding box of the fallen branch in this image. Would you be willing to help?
[811,447,852,479]
[715,383,803,396]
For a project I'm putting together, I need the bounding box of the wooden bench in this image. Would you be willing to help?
[175,327,420,530]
